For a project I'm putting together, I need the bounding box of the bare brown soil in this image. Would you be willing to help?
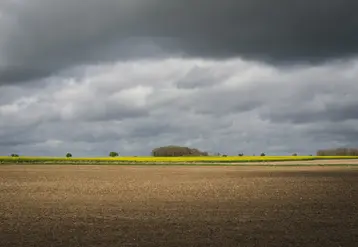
[225,159,358,165]
[1,165,358,247]
[182,159,358,165]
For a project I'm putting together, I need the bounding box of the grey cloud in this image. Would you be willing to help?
[176,66,231,89]
[1,58,358,156]
[187,90,262,116]
[260,81,358,124]
[127,122,180,139]
[70,103,149,122]
[1,0,358,83]
[264,101,358,124]
[302,120,358,144]
[0,125,42,147]
[0,87,151,126]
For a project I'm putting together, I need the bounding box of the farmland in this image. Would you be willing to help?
[2,155,358,165]
[1,165,358,247]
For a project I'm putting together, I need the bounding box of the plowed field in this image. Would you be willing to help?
[1,165,358,247]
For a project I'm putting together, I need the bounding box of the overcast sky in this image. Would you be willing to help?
[1,0,358,156]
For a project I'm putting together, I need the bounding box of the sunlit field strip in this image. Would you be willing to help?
[1,156,358,164]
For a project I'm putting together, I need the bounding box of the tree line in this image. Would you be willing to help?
[8,146,358,158]
[316,148,358,156]
[151,146,209,157]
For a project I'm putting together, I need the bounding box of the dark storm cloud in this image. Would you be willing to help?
[1,0,358,83]
[0,67,52,84]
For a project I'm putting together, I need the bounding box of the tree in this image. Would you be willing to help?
[109,151,119,157]
[260,152,266,156]
[292,153,298,156]
[238,153,244,156]
[66,153,72,158]
[10,154,19,157]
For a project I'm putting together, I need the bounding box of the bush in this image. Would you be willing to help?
[109,151,119,157]
[10,154,19,157]
[66,153,72,158]
[292,153,298,156]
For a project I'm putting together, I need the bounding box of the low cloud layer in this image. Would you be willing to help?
[1,0,358,83]
[1,58,358,156]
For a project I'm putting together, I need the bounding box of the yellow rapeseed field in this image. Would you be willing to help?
[1,155,358,163]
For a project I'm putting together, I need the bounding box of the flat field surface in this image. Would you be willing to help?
[1,165,358,247]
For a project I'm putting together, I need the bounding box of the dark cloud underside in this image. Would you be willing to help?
[1,0,358,83]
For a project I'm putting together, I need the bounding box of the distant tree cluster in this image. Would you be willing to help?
[109,152,119,157]
[10,154,19,157]
[152,146,208,157]
[317,148,358,156]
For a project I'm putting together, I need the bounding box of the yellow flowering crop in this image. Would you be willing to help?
[1,155,358,164]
